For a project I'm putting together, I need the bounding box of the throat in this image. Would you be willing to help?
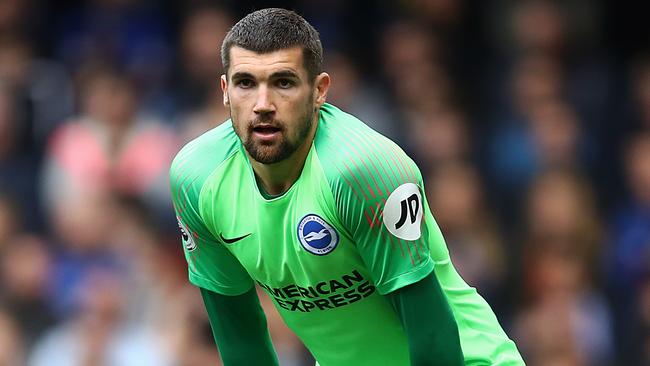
[257,181,287,199]
[252,159,304,197]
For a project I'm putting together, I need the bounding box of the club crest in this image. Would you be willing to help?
[297,214,339,255]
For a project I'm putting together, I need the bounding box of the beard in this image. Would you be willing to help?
[233,100,315,164]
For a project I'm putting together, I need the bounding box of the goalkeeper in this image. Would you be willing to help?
[170,8,524,366]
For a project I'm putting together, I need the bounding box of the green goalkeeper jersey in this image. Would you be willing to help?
[170,103,524,366]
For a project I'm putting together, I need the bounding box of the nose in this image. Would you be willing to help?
[253,85,275,116]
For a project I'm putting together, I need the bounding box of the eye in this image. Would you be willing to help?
[236,79,255,89]
[276,78,295,89]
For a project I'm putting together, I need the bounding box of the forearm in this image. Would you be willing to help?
[388,272,464,366]
[201,287,279,366]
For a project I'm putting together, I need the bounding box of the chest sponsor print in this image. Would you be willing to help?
[257,270,376,312]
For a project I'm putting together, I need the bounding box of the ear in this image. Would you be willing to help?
[313,72,330,108]
[220,74,229,106]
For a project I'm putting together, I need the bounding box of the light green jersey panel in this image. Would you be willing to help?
[169,122,254,295]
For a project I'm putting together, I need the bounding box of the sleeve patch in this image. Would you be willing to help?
[382,183,423,241]
[177,216,197,251]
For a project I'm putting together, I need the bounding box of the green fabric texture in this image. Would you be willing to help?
[200,287,279,366]
[388,272,464,366]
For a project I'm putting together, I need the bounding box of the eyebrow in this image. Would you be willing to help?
[270,70,300,79]
[230,70,300,82]
[230,72,255,81]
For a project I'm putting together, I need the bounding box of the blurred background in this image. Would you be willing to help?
[0,0,648,365]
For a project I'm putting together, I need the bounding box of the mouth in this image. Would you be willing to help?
[251,124,282,138]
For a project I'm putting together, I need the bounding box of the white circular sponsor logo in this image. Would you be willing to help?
[382,183,423,240]
[297,214,339,255]
[177,216,197,251]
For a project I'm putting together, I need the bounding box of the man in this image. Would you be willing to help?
[170,8,524,366]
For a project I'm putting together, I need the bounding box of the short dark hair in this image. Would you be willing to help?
[221,8,323,81]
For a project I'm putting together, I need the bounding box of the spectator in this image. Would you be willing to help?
[426,162,506,302]
[407,105,471,171]
[0,234,56,347]
[607,132,650,364]
[29,269,172,366]
[515,251,611,366]
[47,192,122,316]
[0,35,74,153]
[524,169,604,278]
[41,68,179,219]
[54,0,171,95]
[517,169,613,365]
[173,5,232,117]
[0,82,42,229]
[609,133,650,287]
[486,54,565,196]
[172,6,234,142]
[325,51,399,141]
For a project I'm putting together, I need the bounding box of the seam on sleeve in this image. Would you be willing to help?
[375,256,435,295]
[188,270,253,296]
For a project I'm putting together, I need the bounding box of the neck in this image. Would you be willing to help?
[249,115,319,196]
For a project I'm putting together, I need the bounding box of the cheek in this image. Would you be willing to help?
[228,88,254,105]
[226,101,248,132]
[228,96,252,119]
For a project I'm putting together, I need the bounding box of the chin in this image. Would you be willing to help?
[248,146,285,164]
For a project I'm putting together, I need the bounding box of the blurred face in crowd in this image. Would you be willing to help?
[182,8,232,79]
[427,163,481,230]
[512,0,566,54]
[52,193,117,252]
[527,172,580,237]
[221,46,329,164]
[512,54,563,115]
[412,108,468,164]
[1,235,51,299]
[526,171,596,241]
[83,75,137,127]
[529,100,580,166]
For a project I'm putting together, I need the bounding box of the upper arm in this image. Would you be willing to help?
[170,152,254,296]
[327,136,435,295]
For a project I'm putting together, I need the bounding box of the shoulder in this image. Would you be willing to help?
[170,120,240,199]
[170,121,238,179]
[314,104,422,198]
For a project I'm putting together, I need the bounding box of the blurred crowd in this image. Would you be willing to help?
[0,0,648,365]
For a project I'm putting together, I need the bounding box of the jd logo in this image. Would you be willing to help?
[383,183,423,240]
[395,193,420,230]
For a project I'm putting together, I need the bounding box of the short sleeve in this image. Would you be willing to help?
[170,153,254,296]
[329,139,435,295]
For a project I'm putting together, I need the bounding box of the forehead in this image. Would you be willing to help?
[228,46,306,78]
